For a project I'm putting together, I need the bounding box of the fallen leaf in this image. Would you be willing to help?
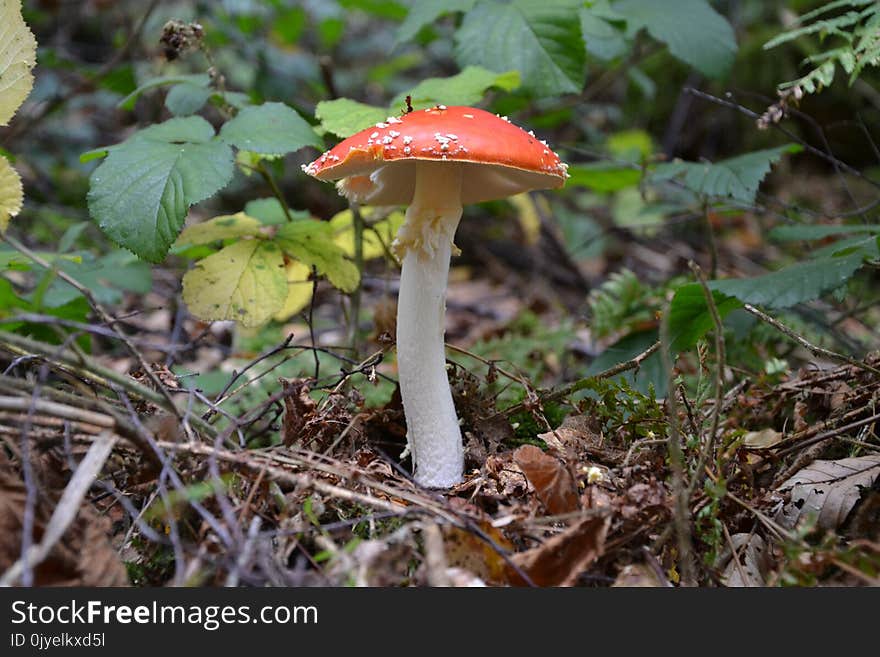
[719,533,771,587]
[280,378,317,446]
[776,455,880,530]
[513,444,579,515]
[442,521,512,585]
[0,448,128,586]
[742,428,783,450]
[508,514,610,586]
[612,563,669,587]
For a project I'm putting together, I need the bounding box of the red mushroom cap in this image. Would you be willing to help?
[302,105,568,205]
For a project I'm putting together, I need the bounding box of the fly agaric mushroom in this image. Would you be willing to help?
[303,105,567,488]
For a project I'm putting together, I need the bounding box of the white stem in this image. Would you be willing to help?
[395,161,464,488]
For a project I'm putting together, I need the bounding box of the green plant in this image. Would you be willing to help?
[764,0,880,96]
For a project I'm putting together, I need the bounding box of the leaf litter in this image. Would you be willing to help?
[1,247,879,587]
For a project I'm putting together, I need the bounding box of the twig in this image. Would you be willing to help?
[684,88,880,191]
[659,306,696,586]
[308,267,320,380]
[348,204,365,356]
[498,341,661,418]
[686,262,726,500]
[774,411,880,459]
[0,235,186,425]
[0,432,118,586]
[0,331,217,438]
[743,303,880,378]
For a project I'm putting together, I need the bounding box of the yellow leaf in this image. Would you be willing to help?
[508,193,542,246]
[182,239,287,327]
[0,157,23,232]
[0,0,38,126]
[274,260,313,321]
[330,207,404,260]
[176,212,262,246]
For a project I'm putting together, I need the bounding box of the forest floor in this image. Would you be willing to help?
[1,171,879,588]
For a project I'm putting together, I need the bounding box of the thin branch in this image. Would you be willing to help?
[743,303,880,378]
[686,261,726,500]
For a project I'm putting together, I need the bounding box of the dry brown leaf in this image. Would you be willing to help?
[719,533,771,587]
[742,428,783,450]
[513,444,580,515]
[612,563,669,587]
[441,521,512,585]
[508,514,610,586]
[776,454,880,530]
[280,378,317,446]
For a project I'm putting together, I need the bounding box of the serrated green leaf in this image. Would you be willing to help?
[710,251,872,309]
[390,66,520,109]
[87,116,235,262]
[395,0,476,44]
[652,145,800,204]
[276,221,360,292]
[176,212,262,246]
[315,98,388,139]
[668,246,877,351]
[219,102,323,155]
[117,73,211,111]
[455,0,586,97]
[165,82,213,116]
[182,239,287,327]
[667,284,742,353]
[769,223,880,242]
[0,0,37,126]
[612,0,737,78]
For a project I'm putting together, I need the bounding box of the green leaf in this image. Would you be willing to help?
[219,102,322,155]
[567,163,641,192]
[276,221,360,292]
[455,0,587,97]
[667,284,742,353]
[668,246,878,351]
[244,198,311,225]
[338,0,407,19]
[117,74,211,111]
[769,223,880,242]
[579,8,629,61]
[607,129,653,162]
[165,82,213,116]
[612,0,737,78]
[87,116,234,262]
[176,212,262,246]
[315,98,388,139]
[391,66,520,109]
[710,251,872,309]
[43,251,152,308]
[395,0,476,44]
[652,145,800,204]
[182,239,288,327]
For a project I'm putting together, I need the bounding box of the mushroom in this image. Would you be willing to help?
[303,105,567,488]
